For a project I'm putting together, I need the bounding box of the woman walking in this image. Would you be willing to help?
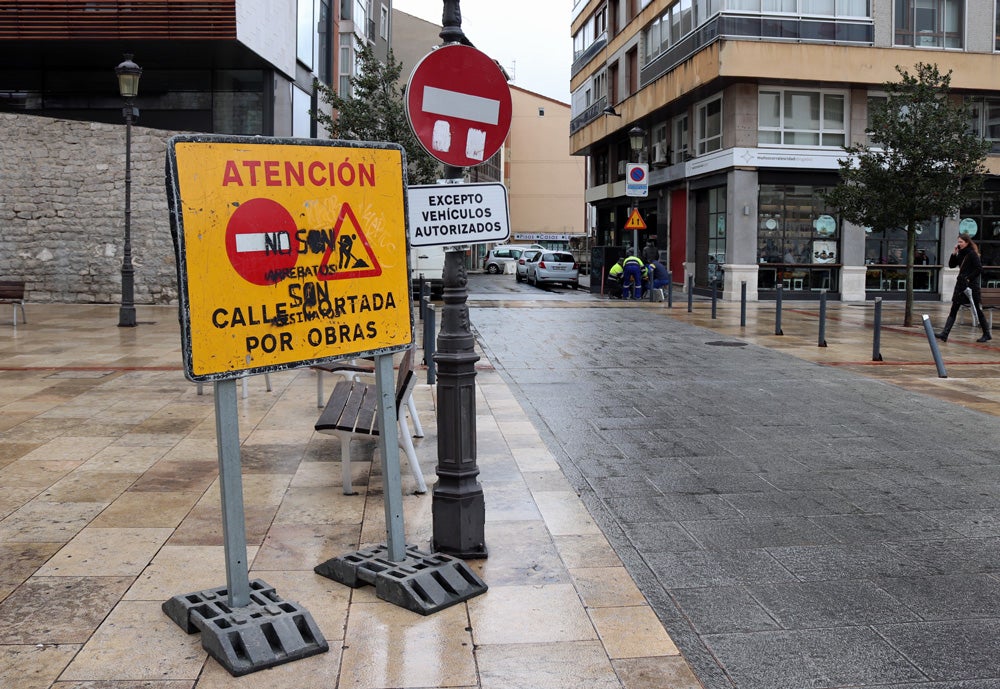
[936,232,992,343]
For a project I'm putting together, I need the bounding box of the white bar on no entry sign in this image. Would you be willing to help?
[422,86,499,125]
[234,231,290,253]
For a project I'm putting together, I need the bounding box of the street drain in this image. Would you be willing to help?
[705,341,748,347]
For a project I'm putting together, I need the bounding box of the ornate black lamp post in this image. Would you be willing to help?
[627,125,645,251]
[115,54,142,327]
[430,0,488,560]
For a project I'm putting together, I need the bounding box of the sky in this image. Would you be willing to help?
[392,0,573,104]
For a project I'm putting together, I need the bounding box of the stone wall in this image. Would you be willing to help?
[0,112,180,304]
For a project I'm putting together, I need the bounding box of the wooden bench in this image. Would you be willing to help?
[960,286,1000,328]
[314,348,427,496]
[0,280,26,326]
[312,358,423,438]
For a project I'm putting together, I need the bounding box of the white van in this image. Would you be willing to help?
[410,244,446,297]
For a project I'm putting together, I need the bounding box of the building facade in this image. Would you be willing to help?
[506,87,588,250]
[570,0,1000,300]
[0,0,339,137]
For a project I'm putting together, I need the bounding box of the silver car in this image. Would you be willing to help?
[525,251,580,289]
[514,249,542,282]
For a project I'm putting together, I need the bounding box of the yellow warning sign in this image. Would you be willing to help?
[624,208,647,230]
[167,136,413,381]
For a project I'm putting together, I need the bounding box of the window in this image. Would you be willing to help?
[293,86,312,138]
[758,88,846,146]
[866,93,886,146]
[339,43,355,97]
[864,221,940,268]
[672,114,689,163]
[695,96,722,155]
[961,189,1000,271]
[573,4,608,59]
[708,187,727,288]
[380,4,389,38]
[593,71,607,102]
[297,0,315,68]
[967,97,1000,154]
[894,0,963,48]
[758,184,840,264]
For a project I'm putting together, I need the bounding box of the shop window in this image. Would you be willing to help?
[708,187,727,288]
[758,184,842,293]
[961,189,1000,283]
[695,95,722,155]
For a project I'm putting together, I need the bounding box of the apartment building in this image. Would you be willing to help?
[570,0,1000,300]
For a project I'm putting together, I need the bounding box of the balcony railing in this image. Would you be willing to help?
[570,96,608,135]
[640,14,873,88]
[571,34,607,77]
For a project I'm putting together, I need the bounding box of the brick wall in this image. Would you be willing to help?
[0,112,180,304]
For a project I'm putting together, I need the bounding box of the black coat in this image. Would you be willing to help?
[949,245,982,304]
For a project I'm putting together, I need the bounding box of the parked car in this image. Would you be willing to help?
[525,251,580,289]
[484,244,543,274]
[514,249,542,282]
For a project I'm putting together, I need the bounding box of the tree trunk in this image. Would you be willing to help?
[904,222,916,327]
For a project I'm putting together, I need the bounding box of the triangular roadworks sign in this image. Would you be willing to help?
[624,208,647,230]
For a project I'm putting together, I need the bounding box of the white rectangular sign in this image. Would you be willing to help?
[406,182,511,247]
[625,163,649,198]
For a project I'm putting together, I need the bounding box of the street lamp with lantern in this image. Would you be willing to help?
[115,54,142,327]
[627,125,646,252]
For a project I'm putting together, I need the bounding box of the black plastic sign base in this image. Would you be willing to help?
[163,578,328,677]
[314,543,487,615]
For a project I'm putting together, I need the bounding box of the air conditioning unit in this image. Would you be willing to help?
[652,142,668,166]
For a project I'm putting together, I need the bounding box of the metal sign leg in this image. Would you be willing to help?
[162,378,328,676]
[375,353,406,562]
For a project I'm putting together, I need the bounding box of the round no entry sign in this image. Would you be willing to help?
[225,198,300,285]
[406,44,512,168]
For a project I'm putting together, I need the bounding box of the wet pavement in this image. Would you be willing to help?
[3,274,1000,688]
[468,273,1000,689]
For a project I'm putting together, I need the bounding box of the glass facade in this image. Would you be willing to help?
[757,184,841,292]
[864,220,941,293]
[961,187,1000,284]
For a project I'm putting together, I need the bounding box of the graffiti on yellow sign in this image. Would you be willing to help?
[167,136,413,381]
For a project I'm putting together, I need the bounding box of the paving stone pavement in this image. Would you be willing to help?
[468,281,1000,689]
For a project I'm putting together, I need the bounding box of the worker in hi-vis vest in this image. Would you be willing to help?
[621,254,647,300]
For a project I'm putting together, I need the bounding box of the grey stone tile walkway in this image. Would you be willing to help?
[469,296,1000,689]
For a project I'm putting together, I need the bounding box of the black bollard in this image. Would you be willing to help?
[711,280,717,319]
[687,275,693,313]
[922,314,948,378]
[872,297,884,362]
[775,284,784,335]
[818,290,828,347]
[422,296,433,367]
[740,281,747,328]
[419,275,429,321]
[667,271,673,308]
[424,301,436,384]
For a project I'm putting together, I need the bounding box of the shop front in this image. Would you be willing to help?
[756,177,843,299]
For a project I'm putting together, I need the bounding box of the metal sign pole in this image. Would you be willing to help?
[214,378,251,607]
[374,353,406,562]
